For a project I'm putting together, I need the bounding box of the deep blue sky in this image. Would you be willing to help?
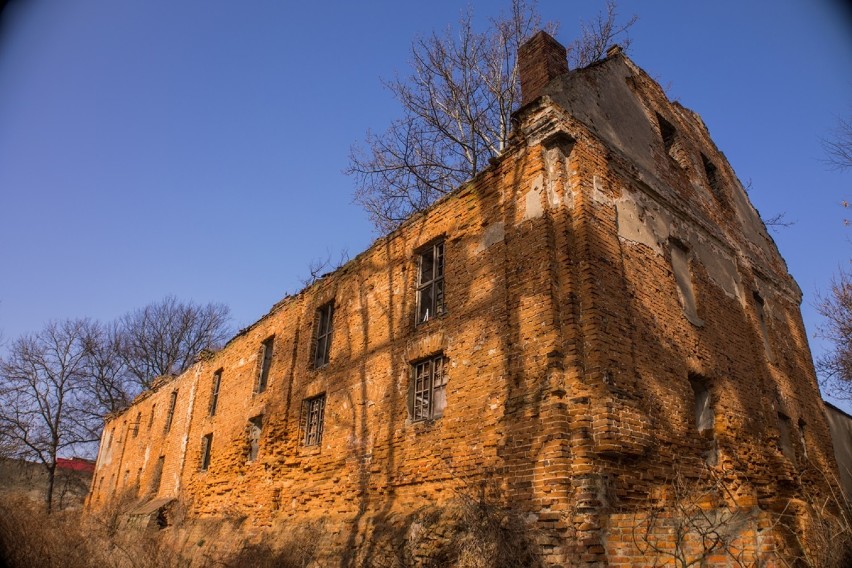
[0,1,850,409]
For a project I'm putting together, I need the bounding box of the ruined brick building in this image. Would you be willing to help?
[87,33,848,566]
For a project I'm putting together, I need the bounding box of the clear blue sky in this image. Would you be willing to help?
[0,1,850,409]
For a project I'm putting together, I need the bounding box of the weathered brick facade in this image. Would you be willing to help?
[88,33,847,566]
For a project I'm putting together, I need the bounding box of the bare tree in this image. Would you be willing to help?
[83,321,133,415]
[299,248,350,287]
[348,0,636,233]
[823,116,852,171]
[0,319,103,511]
[565,0,637,68]
[816,268,852,399]
[117,296,231,389]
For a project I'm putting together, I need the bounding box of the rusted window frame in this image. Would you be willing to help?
[313,303,334,368]
[302,394,326,447]
[416,241,445,325]
[410,354,447,422]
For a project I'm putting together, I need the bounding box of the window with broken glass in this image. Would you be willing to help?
[209,369,222,416]
[416,241,445,324]
[302,394,326,447]
[410,355,447,422]
[247,415,263,462]
[313,303,334,368]
[199,433,213,471]
[164,391,178,433]
[255,336,274,394]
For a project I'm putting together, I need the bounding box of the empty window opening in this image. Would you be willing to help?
[209,369,222,416]
[798,420,808,460]
[200,433,213,471]
[417,241,445,324]
[302,394,326,447]
[657,113,677,155]
[132,412,141,438]
[255,337,274,394]
[701,153,722,199]
[148,404,156,429]
[164,391,178,433]
[150,456,165,495]
[410,354,448,422]
[123,470,130,487]
[778,413,795,461]
[313,303,334,368]
[753,292,774,363]
[247,415,263,462]
[670,241,703,326]
[689,377,715,433]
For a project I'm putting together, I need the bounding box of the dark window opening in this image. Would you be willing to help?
[410,354,448,422]
[150,456,165,495]
[701,153,722,199]
[753,292,774,362]
[657,113,677,155]
[247,415,263,462]
[148,404,156,429]
[209,369,222,416]
[302,394,326,446]
[778,412,795,461]
[255,337,274,394]
[313,303,334,368]
[132,412,141,438]
[200,433,213,471]
[689,375,716,466]
[164,391,178,433]
[416,241,445,324]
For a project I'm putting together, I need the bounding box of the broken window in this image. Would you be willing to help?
[670,241,703,326]
[209,369,222,416]
[657,113,677,155]
[313,303,334,368]
[798,420,808,460]
[689,375,716,465]
[753,292,775,363]
[254,336,274,394]
[164,391,178,433]
[132,412,141,438]
[148,404,156,429]
[410,354,448,422]
[150,456,165,495]
[701,153,723,200]
[778,412,795,461]
[416,241,445,324]
[200,433,213,471]
[302,394,326,447]
[689,376,714,433]
[247,415,263,462]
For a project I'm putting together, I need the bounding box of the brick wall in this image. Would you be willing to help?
[88,36,846,567]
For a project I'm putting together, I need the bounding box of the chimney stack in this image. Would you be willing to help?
[518,31,568,105]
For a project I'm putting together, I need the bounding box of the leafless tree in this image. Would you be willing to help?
[565,0,637,68]
[816,267,852,399]
[348,0,636,233]
[823,116,852,171]
[299,248,350,287]
[83,321,133,414]
[117,296,231,389]
[0,319,103,511]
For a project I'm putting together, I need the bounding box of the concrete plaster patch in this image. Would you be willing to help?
[476,222,505,253]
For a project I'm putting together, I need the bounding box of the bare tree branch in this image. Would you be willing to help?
[349,1,636,233]
[823,116,852,171]
[117,296,231,390]
[816,267,852,399]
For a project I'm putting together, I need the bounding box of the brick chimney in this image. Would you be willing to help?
[518,31,568,105]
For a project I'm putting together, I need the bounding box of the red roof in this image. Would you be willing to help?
[56,457,96,474]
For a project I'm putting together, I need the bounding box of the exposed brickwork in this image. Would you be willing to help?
[87,36,846,567]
